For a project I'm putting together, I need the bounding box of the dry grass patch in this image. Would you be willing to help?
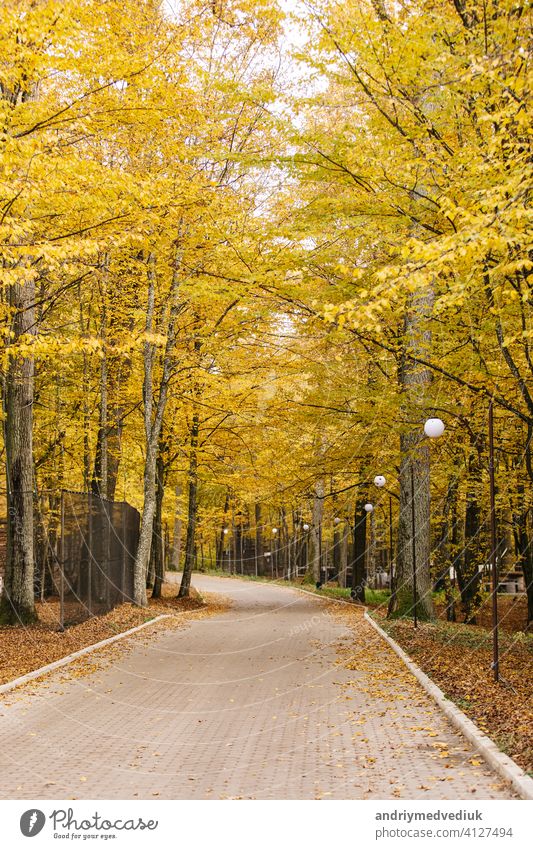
[373,611,533,774]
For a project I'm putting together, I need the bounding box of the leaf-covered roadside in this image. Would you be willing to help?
[0,584,229,687]
[373,613,533,774]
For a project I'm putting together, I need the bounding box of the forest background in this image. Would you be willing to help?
[0,0,531,642]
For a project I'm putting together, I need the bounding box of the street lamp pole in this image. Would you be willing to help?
[488,400,499,683]
[388,495,394,591]
[410,462,418,629]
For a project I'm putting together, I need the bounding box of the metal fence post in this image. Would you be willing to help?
[122,505,127,603]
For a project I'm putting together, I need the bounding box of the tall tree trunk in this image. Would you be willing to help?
[178,413,199,598]
[133,250,183,605]
[170,483,183,570]
[92,263,108,498]
[1,277,37,623]
[339,520,349,588]
[366,509,377,588]
[151,448,165,599]
[390,287,436,621]
[351,501,367,602]
[280,506,289,578]
[309,479,324,584]
[333,525,340,582]
[105,412,123,501]
[513,483,533,628]
[459,438,483,622]
[91,258,130,502]
[255,502,263,576]
[92,367,131,501]
[136,445,158,604]
[216,490,230,569]
[394,433,434,619]
[80,296,91,492]
[437,474,458,622]
[231,507,237,575]
[133,254,157,606]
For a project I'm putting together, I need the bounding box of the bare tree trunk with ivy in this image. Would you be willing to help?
[151,448,166,599]
[390,287,435,621]
[1,277,37,623]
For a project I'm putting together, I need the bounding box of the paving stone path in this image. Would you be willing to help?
[0,575,515,799]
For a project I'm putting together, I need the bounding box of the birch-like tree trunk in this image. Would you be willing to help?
[151,448,165,599]
[2,276,37,623]
[133,251,183,606]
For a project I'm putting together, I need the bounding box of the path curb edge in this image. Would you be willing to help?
[364,611,533,801]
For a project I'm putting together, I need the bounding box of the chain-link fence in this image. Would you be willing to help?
[58,490,140,627]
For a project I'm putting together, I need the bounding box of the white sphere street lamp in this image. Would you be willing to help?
[374,475,386,488]
[333,516,341,525]
[424,417,445,439]
[364,503,374,513]
[303,523,310,531]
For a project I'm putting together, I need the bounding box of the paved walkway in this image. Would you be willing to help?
[0,575,515,799]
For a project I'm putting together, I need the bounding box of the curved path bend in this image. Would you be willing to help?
[0,575,515,799]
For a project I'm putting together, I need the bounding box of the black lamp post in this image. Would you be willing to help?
[488,400,499,683]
